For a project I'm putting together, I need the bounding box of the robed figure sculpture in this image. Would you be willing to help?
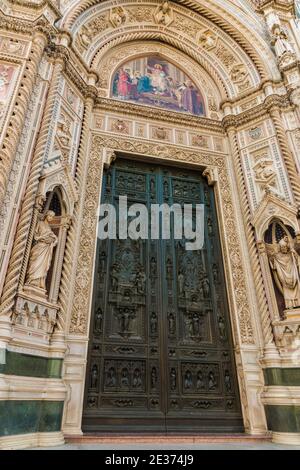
[266,235,300,310]
[26,210,58,293]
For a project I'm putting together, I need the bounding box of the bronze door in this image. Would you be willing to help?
[82,158,243,433]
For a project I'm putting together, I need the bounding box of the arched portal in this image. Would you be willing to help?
[61,0,271,439]
[82,156,244,433]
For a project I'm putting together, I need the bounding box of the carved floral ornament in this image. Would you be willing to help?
[70,133,255,345]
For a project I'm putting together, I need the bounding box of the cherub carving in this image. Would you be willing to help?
[110,7,127,28]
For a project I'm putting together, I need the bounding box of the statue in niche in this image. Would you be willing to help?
[184,370,193,389]
[133,368,142,388]
[90,364,98,389]
[26,211,58,293]
[98,251,106,279]
[224,370,231,392]
[121,368,130,387]
[178,270,185,296]
[150,312,158,335]
[218,315,226,340]
[192,313,201,337]
[168,312,176,335]
[184,315,192,338]
[166,257,173,279]
[106,367,117,387]
[267,235,300,309]
[134,265,146,294]
[196,370,205,390]
[94,308,103,334]
[154,1,174,27]
[111,263,120,292]
[212,264,219,283]
[204,188,210,206]
[207,217,213,236]
[170,368,177,391]
[106,172,112,187]
[202,277,210,299]
[272,26,295,58]
[208,371,217,390]
[151,367,158,389]
[150,257,157,278]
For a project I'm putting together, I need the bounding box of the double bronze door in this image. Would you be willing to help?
[83,157,243,433]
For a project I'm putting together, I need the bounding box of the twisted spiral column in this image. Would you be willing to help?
[58,97,94,331]
[0,61,64,318]
[270,107,300,206]
[0,31,47,211]
[227,127,275,348]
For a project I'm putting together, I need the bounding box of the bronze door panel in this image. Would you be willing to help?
[82,158,243,433]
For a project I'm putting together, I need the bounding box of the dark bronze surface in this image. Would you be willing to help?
[82,158,243,433]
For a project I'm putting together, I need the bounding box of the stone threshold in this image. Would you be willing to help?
[65,434,271,444]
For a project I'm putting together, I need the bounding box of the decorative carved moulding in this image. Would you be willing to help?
[0,16,55,39]
[45,43,98,100]
[40,158,79,214]
[272,317,300,349]
[251,192,299,241]
[6,0,62,18]
[222,94,292,129]
[256,0,295,14]
[95,98,223,132]
[12,292,59,344]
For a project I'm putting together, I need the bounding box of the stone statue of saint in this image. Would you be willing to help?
[267,235,300,309]
[26,211,58,292]
[272,26,294,58]
[154,1,174,27]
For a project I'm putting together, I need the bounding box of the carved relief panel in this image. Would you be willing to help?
[238,121,293,211]
[52,79,84,174]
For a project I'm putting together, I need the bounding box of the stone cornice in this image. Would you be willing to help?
[7,0,61,20]
[95,98,224,133]
[0,12,54,38]
[222,93,292,130]
[256,0,295,14]
[46,43,98,100]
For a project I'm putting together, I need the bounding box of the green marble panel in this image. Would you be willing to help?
[265,405,300,433]
[0,401,63,437]
[264,368,300,386]
[0,350,62,378]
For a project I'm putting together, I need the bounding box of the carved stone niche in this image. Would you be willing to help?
[13,160,78,345]
[252,193,300,350]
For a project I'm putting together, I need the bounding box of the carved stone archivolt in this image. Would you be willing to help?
[69,133,255,345]
[66,0,271,88]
